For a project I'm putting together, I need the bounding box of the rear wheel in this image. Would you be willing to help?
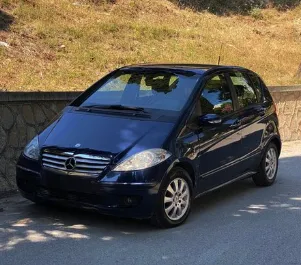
[151,167,193,228]
[252,142,279,186]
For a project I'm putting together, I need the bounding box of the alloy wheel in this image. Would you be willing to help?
[164,178,190,221]
[265,147,277,180]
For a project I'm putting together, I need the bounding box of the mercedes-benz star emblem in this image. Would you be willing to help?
[65,157,76,170]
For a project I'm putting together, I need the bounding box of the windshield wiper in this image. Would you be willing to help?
[77,105,150,117]
[78,104,149,114]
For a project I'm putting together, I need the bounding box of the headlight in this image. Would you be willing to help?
[113,149,171,171]
[23,136,40,160]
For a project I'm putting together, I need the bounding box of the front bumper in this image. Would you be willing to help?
[16,156,170,219]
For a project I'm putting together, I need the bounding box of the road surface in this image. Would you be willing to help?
[1,141,301,265]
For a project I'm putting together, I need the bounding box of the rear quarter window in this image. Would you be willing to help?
[248,73,263,103]
[260,78,273,102]
[229,71,257,109]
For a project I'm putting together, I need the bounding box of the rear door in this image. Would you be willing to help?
[228,70,266,172]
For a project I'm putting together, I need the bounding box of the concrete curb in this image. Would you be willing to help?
[0,92,81,102]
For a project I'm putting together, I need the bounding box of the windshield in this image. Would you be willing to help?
[79,70,200,112]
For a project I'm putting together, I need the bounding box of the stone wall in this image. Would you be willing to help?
[0,92,78,194]
[0,87,300,194]
[270,86,301,141]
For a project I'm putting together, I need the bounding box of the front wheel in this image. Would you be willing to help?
[151,167,193,228]
[252,142,279,186]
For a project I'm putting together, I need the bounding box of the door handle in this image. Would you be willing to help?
[230,120,241,129]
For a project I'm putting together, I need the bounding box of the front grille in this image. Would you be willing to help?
[42,150,111,175]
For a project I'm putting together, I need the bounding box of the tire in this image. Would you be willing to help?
[151,167,193,228]
[252,142,279,186]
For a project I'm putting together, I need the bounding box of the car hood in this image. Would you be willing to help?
[42,110,175,156]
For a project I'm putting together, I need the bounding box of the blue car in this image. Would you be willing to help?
[16,64,281,227]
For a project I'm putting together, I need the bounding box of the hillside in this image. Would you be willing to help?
[1,0,301,91]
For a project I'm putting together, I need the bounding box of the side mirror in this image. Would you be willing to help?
[199,114,222,126]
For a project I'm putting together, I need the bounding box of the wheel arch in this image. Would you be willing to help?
[170,160,197,188]
[261,119,281,156]
[268,136,282,157]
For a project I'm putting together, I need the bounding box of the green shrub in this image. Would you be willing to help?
[250,7,264,19]
[273,0,300,10]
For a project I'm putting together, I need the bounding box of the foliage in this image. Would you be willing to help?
[250,8,264,19]
[172,0,300,14]
[0,0,300,91]
[273,0,301,10]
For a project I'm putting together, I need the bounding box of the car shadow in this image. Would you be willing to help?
[1,155,301,254]
[191,178,257,215]
[189,155,301,222]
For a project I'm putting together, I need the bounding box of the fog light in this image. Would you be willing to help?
[37,188,50,197]
[125,197,133,205]
[121,196,140,207]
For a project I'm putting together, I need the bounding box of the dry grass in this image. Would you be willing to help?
[0,0,301,91]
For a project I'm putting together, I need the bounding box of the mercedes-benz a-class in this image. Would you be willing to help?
[17,64,281,227]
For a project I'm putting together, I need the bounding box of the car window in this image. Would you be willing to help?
[200,74,234,116]
[139,75,179,97]
[259,78,273,102]
[80,71,200,112]
[248,73,263,102]
[229,71,257,108]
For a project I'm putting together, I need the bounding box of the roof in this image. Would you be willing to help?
[120,63,247,75]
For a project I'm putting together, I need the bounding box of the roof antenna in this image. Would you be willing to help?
[217,43,224,65]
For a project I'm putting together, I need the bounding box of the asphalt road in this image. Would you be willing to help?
[1,141,301,265]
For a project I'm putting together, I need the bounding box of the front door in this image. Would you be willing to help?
[192,73,244,193]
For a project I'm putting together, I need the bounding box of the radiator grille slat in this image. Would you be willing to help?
[74,158,108,165]
[42,150,111,175]
[43,153,72,160]
[76,164,107,169]
[74,154,111,161]
[42,158,65,165]
[43,162,65,170]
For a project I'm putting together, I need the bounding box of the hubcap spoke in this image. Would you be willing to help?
[167,185,175,196]
[171,206,177,218]
[174,179,179,193]
[165,204,174,214]
[164,196,173,204]
[181,190,188,199]
[177,206,182,216]
[179,180,184,193]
